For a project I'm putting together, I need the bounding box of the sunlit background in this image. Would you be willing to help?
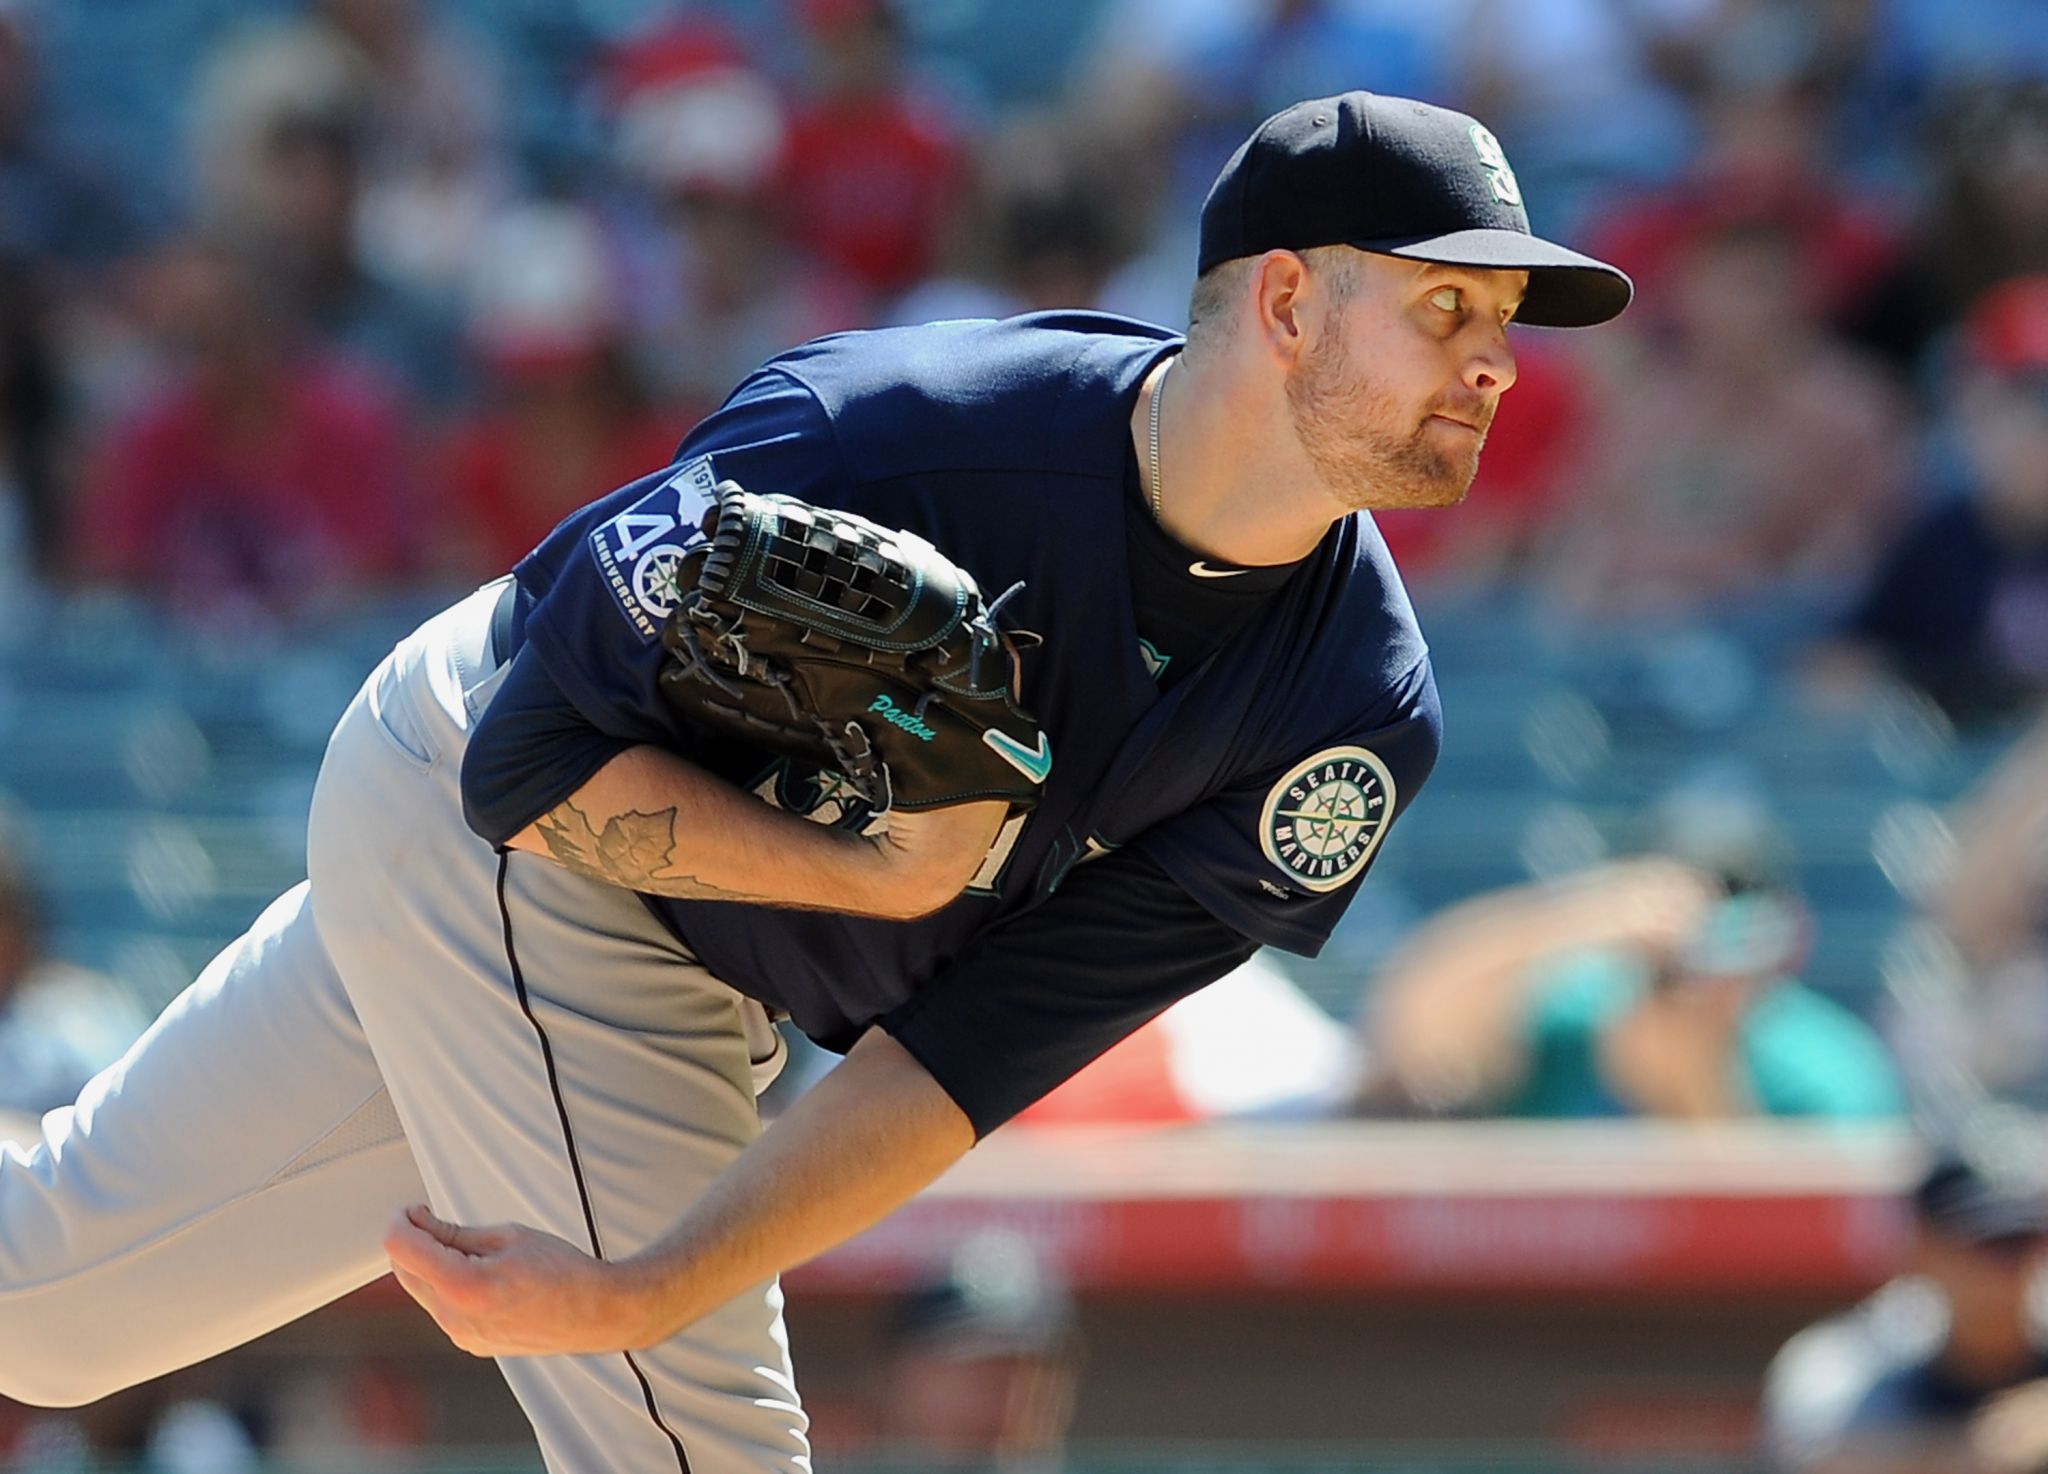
[3,0,2048,1470]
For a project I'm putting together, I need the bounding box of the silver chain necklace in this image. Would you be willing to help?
[1147,356,1173,525]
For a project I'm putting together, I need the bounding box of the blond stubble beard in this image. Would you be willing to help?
[1283,320,1485,512]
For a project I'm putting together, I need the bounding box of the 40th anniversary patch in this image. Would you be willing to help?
[589,454,720,641]
[1260,746,1396,893]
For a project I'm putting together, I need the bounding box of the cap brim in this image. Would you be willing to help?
[1941,1207,2048,1246]
[1356,228,1634,328]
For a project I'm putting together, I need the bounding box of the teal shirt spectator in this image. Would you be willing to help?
[1502,949,1906,1120]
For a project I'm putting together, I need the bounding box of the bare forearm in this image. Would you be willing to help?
[1376,861,1714,1106]
[622,1028,974,1342]
[505,745,1004,918]
[507,745,862,903]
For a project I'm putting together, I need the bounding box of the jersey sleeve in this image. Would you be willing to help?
[880,845,1259,1138]
[459,642,637,847]
[1134,654,1442,957]
[514,369,849,746]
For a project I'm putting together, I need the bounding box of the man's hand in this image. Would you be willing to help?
[387,1032,974,1360]
[383,1204,664,1357]
[1597,983,1757,1120]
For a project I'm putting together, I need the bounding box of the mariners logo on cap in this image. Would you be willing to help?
[1468,123,1522,207]
[1260,746,1395,893]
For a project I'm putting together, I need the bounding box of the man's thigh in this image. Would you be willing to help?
[0,881,419,1406]
[308,586,808,1474]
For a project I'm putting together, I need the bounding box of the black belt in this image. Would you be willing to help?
[487,579,518,671]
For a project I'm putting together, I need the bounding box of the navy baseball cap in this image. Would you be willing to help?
[1914,1151,2048,1246]
[1198,92,1634,329]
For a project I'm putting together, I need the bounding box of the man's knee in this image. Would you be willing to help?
[0,1139,135,1407]
[0,1293,131,1408]
[0,1355,121,1409]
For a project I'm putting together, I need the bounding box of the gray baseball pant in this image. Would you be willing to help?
[0,579,810,1473]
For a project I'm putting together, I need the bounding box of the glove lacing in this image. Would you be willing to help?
[915,580,1033,721]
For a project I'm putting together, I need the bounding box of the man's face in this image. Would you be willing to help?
[1918,1229,2046,1333]
[1284,252,1525,512]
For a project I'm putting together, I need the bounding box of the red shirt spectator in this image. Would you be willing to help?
[74,241,413,618]
[436,202,704,577]
[439,398,682,577]
[1583,83,1904,334]
[777,0,969,300]
[78,356,410,613]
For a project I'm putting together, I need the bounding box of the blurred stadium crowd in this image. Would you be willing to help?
[5,0,2048,1468]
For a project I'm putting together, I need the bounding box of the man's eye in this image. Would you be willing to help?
[1428,286,1463,312]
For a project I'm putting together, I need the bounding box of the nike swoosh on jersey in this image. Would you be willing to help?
[1188,561,1250,578]
[983,729,1053,784]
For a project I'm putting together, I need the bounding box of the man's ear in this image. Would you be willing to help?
[1252,250,1312,370]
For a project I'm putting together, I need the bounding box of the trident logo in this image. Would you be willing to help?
[1469,123,1523,207]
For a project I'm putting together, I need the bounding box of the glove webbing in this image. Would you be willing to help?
[664,612,890,809]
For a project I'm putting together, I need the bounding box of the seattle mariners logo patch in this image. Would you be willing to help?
[589,455,720,640]
[1468,123,1522,207]
[1260,746,1395,893]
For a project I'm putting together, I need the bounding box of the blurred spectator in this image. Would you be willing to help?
[1084,0,1458,126]
[872,1230,1080,1470]
[1692,0,1925,186]
[1883,0,2048,93]
[0,0,136,270]
[0,828,145,1121]
[310,0,510,305]
[263,1361,427,1467]
[143,1397,262,1472]
[1852,82,2048,377]
[605,27,862,414]
[189,23,466,406]
[1455,0,1720,238]
[1587,64,1902,335]
[890,114,1132,325]
[777,0,972,306]
[1885,714,2048,1116]
[437,202,683,578]
[1815,276,2048,725]
[1364,860,1903,1121]
[1763,1143,2048,1474]
[1539,214,1908,621]
[0,256,67,593]
[1079,0,1462,328]
[1080,0,1461,200]
[71,240,414,625]
[1441,53,1897,595]
[1015,952,1354,1125]
[191,0,505,294]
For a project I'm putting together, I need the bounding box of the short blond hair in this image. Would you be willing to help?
[1183,247,1360,359]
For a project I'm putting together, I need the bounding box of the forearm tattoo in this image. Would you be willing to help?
[532,799,777,903]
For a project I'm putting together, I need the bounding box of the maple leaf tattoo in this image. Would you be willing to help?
[535,803,605,874]
[528,798,777,903]
[596,810,678,881]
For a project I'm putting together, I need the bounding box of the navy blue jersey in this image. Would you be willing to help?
[500,312,1440,1051]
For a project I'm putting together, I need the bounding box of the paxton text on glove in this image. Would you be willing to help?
[868,695,939,742]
